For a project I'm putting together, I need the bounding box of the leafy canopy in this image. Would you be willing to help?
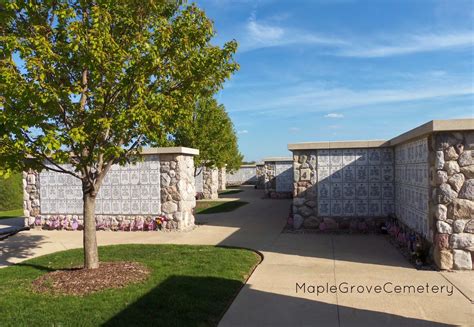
[174,97,243,173]
[0,0,238,190]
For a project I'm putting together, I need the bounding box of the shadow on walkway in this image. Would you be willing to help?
[104,275,450,327]
[197,186,411,269]
[0,233,47,267]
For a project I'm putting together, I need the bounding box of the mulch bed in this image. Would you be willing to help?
[32,261,151,296]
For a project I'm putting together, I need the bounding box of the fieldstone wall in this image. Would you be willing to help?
[256,164,265,189]
[23,151,197,231]
[218,167,226,191]
[160,154,196,230]
[292,152,318,228]
[202,166,219,199]
[431,131,474,270]
[23,169,40,219]
[264,160,293,199]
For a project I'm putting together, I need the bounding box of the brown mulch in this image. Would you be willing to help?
[32,261,151,296]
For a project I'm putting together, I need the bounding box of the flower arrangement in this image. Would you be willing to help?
[287,215,293,227]
[45,216,60,230]
[34,216,42,226]
[71,218,79,231]
[385,218,430,268]
[119,220,130,231]
[144,217,155,231]
[155,215,169,230]
[31,215,174,232]
[135,218,145,231]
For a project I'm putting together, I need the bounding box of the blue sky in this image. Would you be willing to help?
[196,0,474,162]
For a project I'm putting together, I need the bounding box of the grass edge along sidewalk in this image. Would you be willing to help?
[0,244,261,327]
[196,200,248,214]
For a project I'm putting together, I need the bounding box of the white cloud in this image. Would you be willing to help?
[289,127,301,133]
[241,16,346,52]
[237,129,249,134]
[239,14,474,57]
[229,81,474,115]
[324,113,344,118]
[247,19,284,43]
[338,32,474,58]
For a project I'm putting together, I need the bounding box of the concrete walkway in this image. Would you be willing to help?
[1,186,472,326]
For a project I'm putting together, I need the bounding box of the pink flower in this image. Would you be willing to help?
[71,219,79,231]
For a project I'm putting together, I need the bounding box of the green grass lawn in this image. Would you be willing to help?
[218,189,243,195]
[196,201,248,214]
[0,244,260,327]
[226,185,241,189]
[0,208,23,219]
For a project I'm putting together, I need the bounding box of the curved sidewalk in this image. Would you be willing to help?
[1,186,472,326]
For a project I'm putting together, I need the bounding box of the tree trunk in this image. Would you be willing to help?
[83,191,99,269]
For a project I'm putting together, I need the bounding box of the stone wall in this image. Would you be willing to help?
[195,169,204,193]
[264,159,293,198]
[256,164,265,189]
[218,167,226,191]
[23,148,197,231]
[202,167,219,199]
[195,166,219,199]
[292,152,318,228]
[160,154,196,230]
[226,165,257,186]
[23,169,40,219]
[430,131,474,270]
[289,120,474,270]
[291,148,394,230]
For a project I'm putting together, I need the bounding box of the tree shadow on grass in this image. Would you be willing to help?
[196,201,248,215]
[104,275,243,327]
[104,275,451,327]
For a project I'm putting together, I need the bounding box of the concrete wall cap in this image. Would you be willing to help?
[288,119,474,151]
[141,147,199,156]
[288,140,389,151]
[389,119,474,146]
[263,157,293,162]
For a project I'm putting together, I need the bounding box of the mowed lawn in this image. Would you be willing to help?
[218,189,243,195]
[0,244,261,327]
[195,201,248,214]
[0,208,23,220]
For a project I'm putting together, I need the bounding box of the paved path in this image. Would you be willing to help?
[1,186,472,326]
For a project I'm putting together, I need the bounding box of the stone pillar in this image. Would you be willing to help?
[430,131,474,270]
[264,161,276,197]
[263,158,293,199]
[202,167,219,199]
[291,152,318,229]
[218,167,226,191]
[256,164,265,189]
[23,169,40,226]
[159,150,197,231]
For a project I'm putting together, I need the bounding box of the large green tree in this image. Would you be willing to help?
[174,97,243,174]
[0,0,238,269]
